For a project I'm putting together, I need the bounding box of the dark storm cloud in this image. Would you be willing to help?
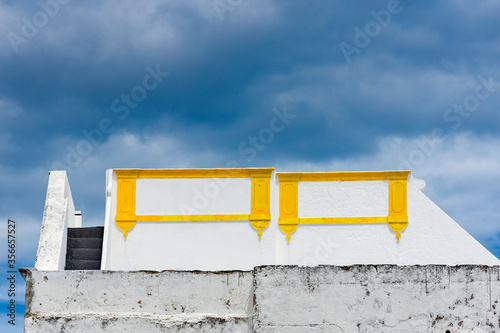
[2,0,499,164]
[0,0,499,263]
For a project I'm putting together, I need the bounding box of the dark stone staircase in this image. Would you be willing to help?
[65,227,104,270]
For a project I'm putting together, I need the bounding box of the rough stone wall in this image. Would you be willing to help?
[22,265,500,332]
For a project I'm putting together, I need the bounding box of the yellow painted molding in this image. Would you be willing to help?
[115,174,137,240]
[388,179,408,241]
[276,171,410,243]
[114,168,273,239]
[135,168,273,179]
[277,173,300,243]
[289,170,411,182]
[137,214,250,222]
[250,171,272,239]
[300,217,390,224]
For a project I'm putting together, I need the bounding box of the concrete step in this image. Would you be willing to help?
[68,226,104,239]
[65,227,104,270]
[66,248,102,261]
[65,259,101,270]
[67,237,103,249]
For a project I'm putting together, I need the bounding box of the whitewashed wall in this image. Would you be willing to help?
[22,265,500,333]
[101,170,499,271]
[22,268,253,333]
[277,175,500,266]
[101,171,276,271]
[253,265,500,333]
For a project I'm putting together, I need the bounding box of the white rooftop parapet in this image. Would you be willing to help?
[35,171,80,271]
[100,168,500,271]
[101,168,274,271]
[276,172,500,266]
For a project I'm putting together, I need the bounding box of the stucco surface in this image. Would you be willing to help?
[136,178,251,215]
[278,175,500,266]
[102,172,500,271]
[34,169,499,273]
[102,171,500,271]
[102,171,277,271]
[298,180,388,218]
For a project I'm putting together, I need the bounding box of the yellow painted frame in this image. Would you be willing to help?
[277,171,411,243]
[115,168,274,239]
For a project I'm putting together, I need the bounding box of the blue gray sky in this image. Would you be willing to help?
[1,0,500,330]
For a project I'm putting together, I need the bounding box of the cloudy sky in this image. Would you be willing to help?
[1,0,500,329]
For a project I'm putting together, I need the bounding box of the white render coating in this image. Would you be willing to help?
[298,180,388,218]
[276,174,500,266]
[102,171,273,271]
[35,171,80,271]
[102,170,500,270]
[136,178,251,215]
[21,266,500,332]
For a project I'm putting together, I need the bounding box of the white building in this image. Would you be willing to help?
[22,168,500,332]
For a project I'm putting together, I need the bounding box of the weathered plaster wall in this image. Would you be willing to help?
[254,265,500,332]
[22,268,253,333]
[35,170,80,271]
[22,265,500,333]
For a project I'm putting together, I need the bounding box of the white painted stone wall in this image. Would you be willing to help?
[21,265,500,333]
[35,171,81,271]
[102,170,499,271]
[254,265,500,333]
[22,268,253,333]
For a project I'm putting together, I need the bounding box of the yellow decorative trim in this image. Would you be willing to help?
[137,214,250,222]
[388,179,408,242]
[277,171,410,243]
[250,171,272,239]
[137,168,257,178]
[115,170,138,240]
[277,173,300,243]
[114,168,273,239]
[300,217,391,224]
[296,171,411,181]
